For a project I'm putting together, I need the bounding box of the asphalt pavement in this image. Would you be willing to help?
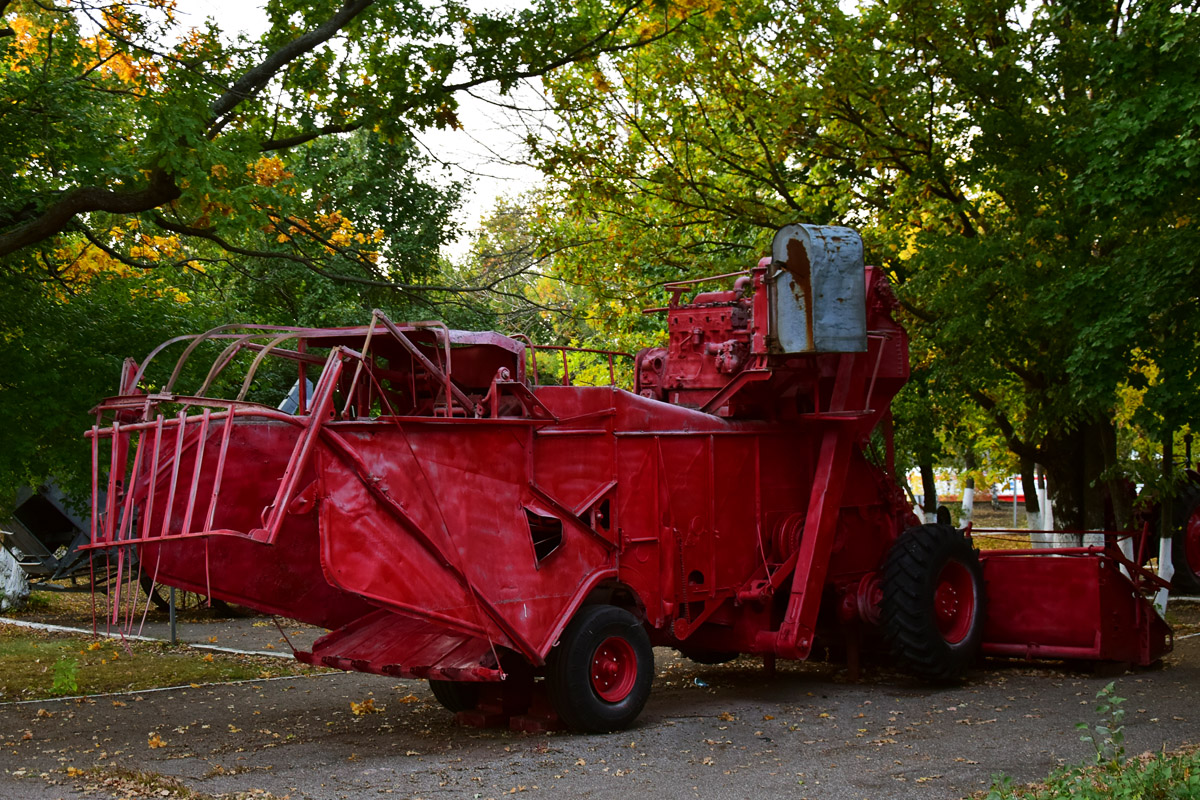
[2,605,1199,800]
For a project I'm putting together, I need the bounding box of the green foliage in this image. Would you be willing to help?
[0,0,647,275]
[985,682,1200,800]
[456,197,574,343]
[528,0,1200,524]
[983,749,1200,799]
[1075,682,1126,765]
[986,773,1016,798]
[51,657,79,696]
[0,269,202,497]
[0,0,653,495]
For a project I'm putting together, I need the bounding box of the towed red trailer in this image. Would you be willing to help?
[85,225,1171,732]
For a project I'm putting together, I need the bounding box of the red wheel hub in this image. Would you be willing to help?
[933,560,975,645]
[591,636,637,702]
[1186,509,1200,575]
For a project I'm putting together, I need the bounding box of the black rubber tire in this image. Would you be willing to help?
[1171,482,1200,594]
[881,524,987,681]
[428,679,480,713]
[547,604,654,733]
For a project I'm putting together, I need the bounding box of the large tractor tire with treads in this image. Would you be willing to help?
[547,604,653,733]
[1172,481,1200,594]
[881,524,987,681]
[428,679,480,713]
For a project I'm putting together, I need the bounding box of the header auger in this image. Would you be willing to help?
[86,224,1171,732]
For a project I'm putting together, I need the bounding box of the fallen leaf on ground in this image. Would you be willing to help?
[351,698,379,715]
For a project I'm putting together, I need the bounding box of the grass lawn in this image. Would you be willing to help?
[0,624,318,703]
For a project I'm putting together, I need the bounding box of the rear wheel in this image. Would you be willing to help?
[547,604,653,732]
[881,524,986,681]
[1172,483,1200,594]
[428,679,480,713]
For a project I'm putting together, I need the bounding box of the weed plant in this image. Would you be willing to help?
[982,683,1200,799]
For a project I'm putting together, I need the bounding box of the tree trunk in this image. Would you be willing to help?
[1161,431,1175,540]
[961,451,975,522]
[1020,456,1041,531]
[1037,465,1053,531]
[1099,418,1132,531]
[1040,416,1114,532]
[920,462,937,523]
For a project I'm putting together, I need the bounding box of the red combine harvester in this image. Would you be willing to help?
[86,225,1171,732]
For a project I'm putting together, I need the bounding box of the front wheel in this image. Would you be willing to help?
[547,605,653,733]
[881,524,986,681]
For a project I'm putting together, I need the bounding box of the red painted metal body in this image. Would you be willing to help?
[84,225,1171,728]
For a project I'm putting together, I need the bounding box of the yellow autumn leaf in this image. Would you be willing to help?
[350,697,379,715]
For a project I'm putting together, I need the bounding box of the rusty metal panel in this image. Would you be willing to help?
[769,224,867,353]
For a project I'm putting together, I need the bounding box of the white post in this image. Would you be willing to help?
[1118,535,1135,580]
[1155,535,1175,615]
[1040,468,1054,532]
[1026,505,1044,537]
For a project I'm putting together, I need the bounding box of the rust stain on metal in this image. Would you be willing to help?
[785,237,814,348]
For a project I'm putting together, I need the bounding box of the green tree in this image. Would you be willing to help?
[528,0,1200,528]
[0,0,661,284]
[0,0,675,497]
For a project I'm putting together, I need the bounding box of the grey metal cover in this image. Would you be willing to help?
[769,224,867,353]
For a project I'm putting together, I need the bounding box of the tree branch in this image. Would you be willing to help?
[437,1,676,98]
[896,295,937,323]
[74,222,162,273]
[149,212,542,296]
[0,170,179,258]
[208,0,376,126]
[967,387,1039,461]
[260,122,364,152]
